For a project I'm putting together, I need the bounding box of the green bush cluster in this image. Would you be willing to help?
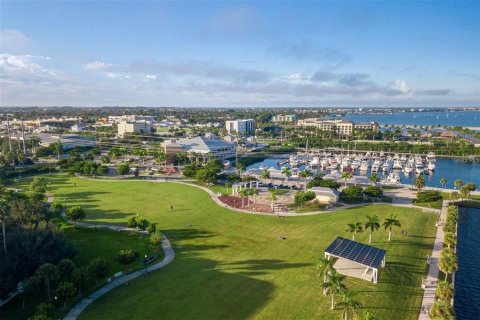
[416,190,442,202]
[307,175,341,189]
[127,215,151,231]
[117,249,140,265]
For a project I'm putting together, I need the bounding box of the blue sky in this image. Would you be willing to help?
[1,1,479,107]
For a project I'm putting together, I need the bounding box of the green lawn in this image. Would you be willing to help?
[10,174,436,320]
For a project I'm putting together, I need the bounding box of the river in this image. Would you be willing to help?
[455,205,480,319]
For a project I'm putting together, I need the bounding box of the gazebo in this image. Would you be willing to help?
[324,237,386,283]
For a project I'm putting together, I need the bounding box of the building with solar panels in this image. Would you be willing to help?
[324,237,386,283]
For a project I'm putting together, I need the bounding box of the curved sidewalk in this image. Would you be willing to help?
[63,236,174,320]
[45,192,175,320]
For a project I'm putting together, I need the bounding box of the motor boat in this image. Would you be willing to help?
[385,172,400,184]
[426,152,436,163]
[310,157,320,167]
[427,161,436,171]
[404,165,413,174]
[360,161,369,171]
[415,164,425,174]
[392,160,403,170]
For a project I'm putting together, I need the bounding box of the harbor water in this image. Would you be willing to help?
[247,156,479,189]
[454,206,480,320]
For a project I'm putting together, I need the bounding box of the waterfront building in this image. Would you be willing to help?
[117,120,152,137]
[272,114,298,123]
[309,187,339,204]
[297,118,378,136]
[225,119,256,136]
[163,134,236,163]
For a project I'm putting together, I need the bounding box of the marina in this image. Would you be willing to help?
[246,151,480,189]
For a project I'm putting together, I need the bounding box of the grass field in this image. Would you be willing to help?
[11,174,436,320]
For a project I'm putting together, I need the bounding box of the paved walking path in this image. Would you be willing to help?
[63,236,174,320]
[418,200,450,320]
[44,193,175,320]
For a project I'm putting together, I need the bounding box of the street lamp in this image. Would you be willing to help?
[144,254,148,275]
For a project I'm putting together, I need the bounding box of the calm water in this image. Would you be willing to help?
[247,156,480,189]
[455,206,480,320]
[344,110,480,128]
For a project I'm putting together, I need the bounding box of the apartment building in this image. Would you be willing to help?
[225,119,256,136]
[271,114,298,123]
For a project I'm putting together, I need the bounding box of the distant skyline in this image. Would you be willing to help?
[1,1,479,107]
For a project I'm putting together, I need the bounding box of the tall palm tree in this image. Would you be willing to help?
[369,174,380,186]
[269,189,277,215]
[250,187,259,205]
[454,179,463,190]
[439,248,458,281]
[414,175,426,190]
[52,141,63,160]
[382,214,401,241]
[342,172,353,187]
[281,167,292,182]
[260,169,270,183]
[440,177,447,189]
[299,169,312,190]
[27,136,42,155]
[345,222,363,241]
[316,257,335,295]
[322,272,347,310]
[0,195,9,257]
[365,215,380,243]
[336,289,362,320]
[239,189,249,208]
[36,263,58,301]
[237,162,246,178]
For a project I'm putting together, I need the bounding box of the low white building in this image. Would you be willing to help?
[117,121,152,137]
[309,187,339,204]
[163,134,236,163]
[272,114,298,123]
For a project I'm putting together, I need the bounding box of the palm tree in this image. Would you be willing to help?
[342,171,353,187]
[336,289,362,320]
[345,222,363,241]
[237,162,246,178]
[52,141,63,160]
[443,232,456,249]
[36,263,58,301]
[369,174,380,186]
[316,257,335,295]
[250,187,259,205]
[454,179,463,190]
[322,271,347,310]
[414,175,426,190]
[260,169,270,183]
[439,248,458,281]
[0,195,9,257]
[382,214,401,241]
[281,167,292,182]
[436,280,454,301]
[27,136,42,155]
[239,189,249,208]
[269,189,277,215]
[440,177,447,189]
[299,169,312,190]
[365,215,380,243]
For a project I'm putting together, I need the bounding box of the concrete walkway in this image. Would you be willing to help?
[63,236,174,320]
[418,200,449,319]
[44,193,175,320]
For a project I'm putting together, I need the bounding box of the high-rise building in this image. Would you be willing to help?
[225,119,256,136]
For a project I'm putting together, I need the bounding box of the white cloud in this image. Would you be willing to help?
[84,61,114,71]
[145,74,157,80]
[0,29,33,53]
[391,80,411,95]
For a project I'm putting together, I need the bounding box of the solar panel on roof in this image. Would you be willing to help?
[325,237,386,269]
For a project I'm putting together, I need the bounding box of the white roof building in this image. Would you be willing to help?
[309,187,339,204]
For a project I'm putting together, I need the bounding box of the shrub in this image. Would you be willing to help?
[51,202,64,214]
[341,185,364,201]
[307,176,341,189]
[150,230,163,245]
[182,165,197,178]
[147,223,157,235]
[29,303,56,320]
[117,249,140,265]
[97,165,109,175]
[55,281,76,307]
[116,163,130,176]
[363,186,383,198]
[416,190,442,203]
[127,216,137,228]
[65,206,86,221]
[294,191,316,206]
[88,258,108,280]
[137,218,150,230]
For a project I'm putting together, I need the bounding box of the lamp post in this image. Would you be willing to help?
[144,254,148,275]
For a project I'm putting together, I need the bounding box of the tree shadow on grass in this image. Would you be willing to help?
[79,239,310,320]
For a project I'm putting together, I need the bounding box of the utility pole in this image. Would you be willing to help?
[6,115,12,152]
[21,117,26,155]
